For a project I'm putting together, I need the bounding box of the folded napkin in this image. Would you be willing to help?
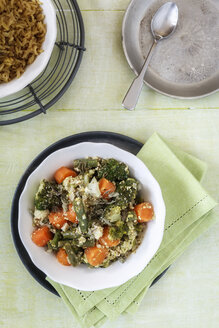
[47,133,218,328]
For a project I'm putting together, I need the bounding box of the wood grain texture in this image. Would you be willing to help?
[0,110,219,328]
[49,8,219,111]
[0,0,219,327]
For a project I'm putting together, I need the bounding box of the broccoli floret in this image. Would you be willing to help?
[116,178,138,208]
[103,206,121,223]
[97,158,129,182]
[126,210,138,223]
[135,223,144,233]
[73,158,99,173]
[109,221,128,240]
[34,179,66,211]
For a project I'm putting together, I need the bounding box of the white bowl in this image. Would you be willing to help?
[18,143,166,291]
[0,0,57,99]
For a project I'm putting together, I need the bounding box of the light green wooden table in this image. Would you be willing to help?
[0,1,219,327]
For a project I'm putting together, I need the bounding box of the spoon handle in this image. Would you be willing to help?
[122,41,157,111]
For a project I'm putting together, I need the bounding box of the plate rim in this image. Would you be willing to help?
[11,131,168,296]
[122,0,219,99]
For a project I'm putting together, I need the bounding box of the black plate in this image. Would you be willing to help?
[11,131,168,296]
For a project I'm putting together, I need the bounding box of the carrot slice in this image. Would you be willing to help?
[85,245,108,266]
[134,202,154,222]
[49,210,67,229]
[56,248,71,266]
[31,226,53,247]
[99,226,120,247]
[99,178,116,199]
[65,204,78,224]
[54,166,77,184]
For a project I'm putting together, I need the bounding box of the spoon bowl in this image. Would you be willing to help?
[151,2,178,40]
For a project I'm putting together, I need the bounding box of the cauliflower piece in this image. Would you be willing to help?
[90,223,103,240]
[34,208,49,220]
[62,175,84,202]
[84,177,101,198]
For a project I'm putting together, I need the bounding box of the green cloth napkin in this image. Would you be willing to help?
[47,133,218,327]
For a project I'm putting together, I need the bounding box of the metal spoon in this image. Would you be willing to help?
[122,2,178,110]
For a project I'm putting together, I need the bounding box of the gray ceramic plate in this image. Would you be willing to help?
[122,0,219,99]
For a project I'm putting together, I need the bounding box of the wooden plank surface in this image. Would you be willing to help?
[0,109,219,328]
[0,1,218,328]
